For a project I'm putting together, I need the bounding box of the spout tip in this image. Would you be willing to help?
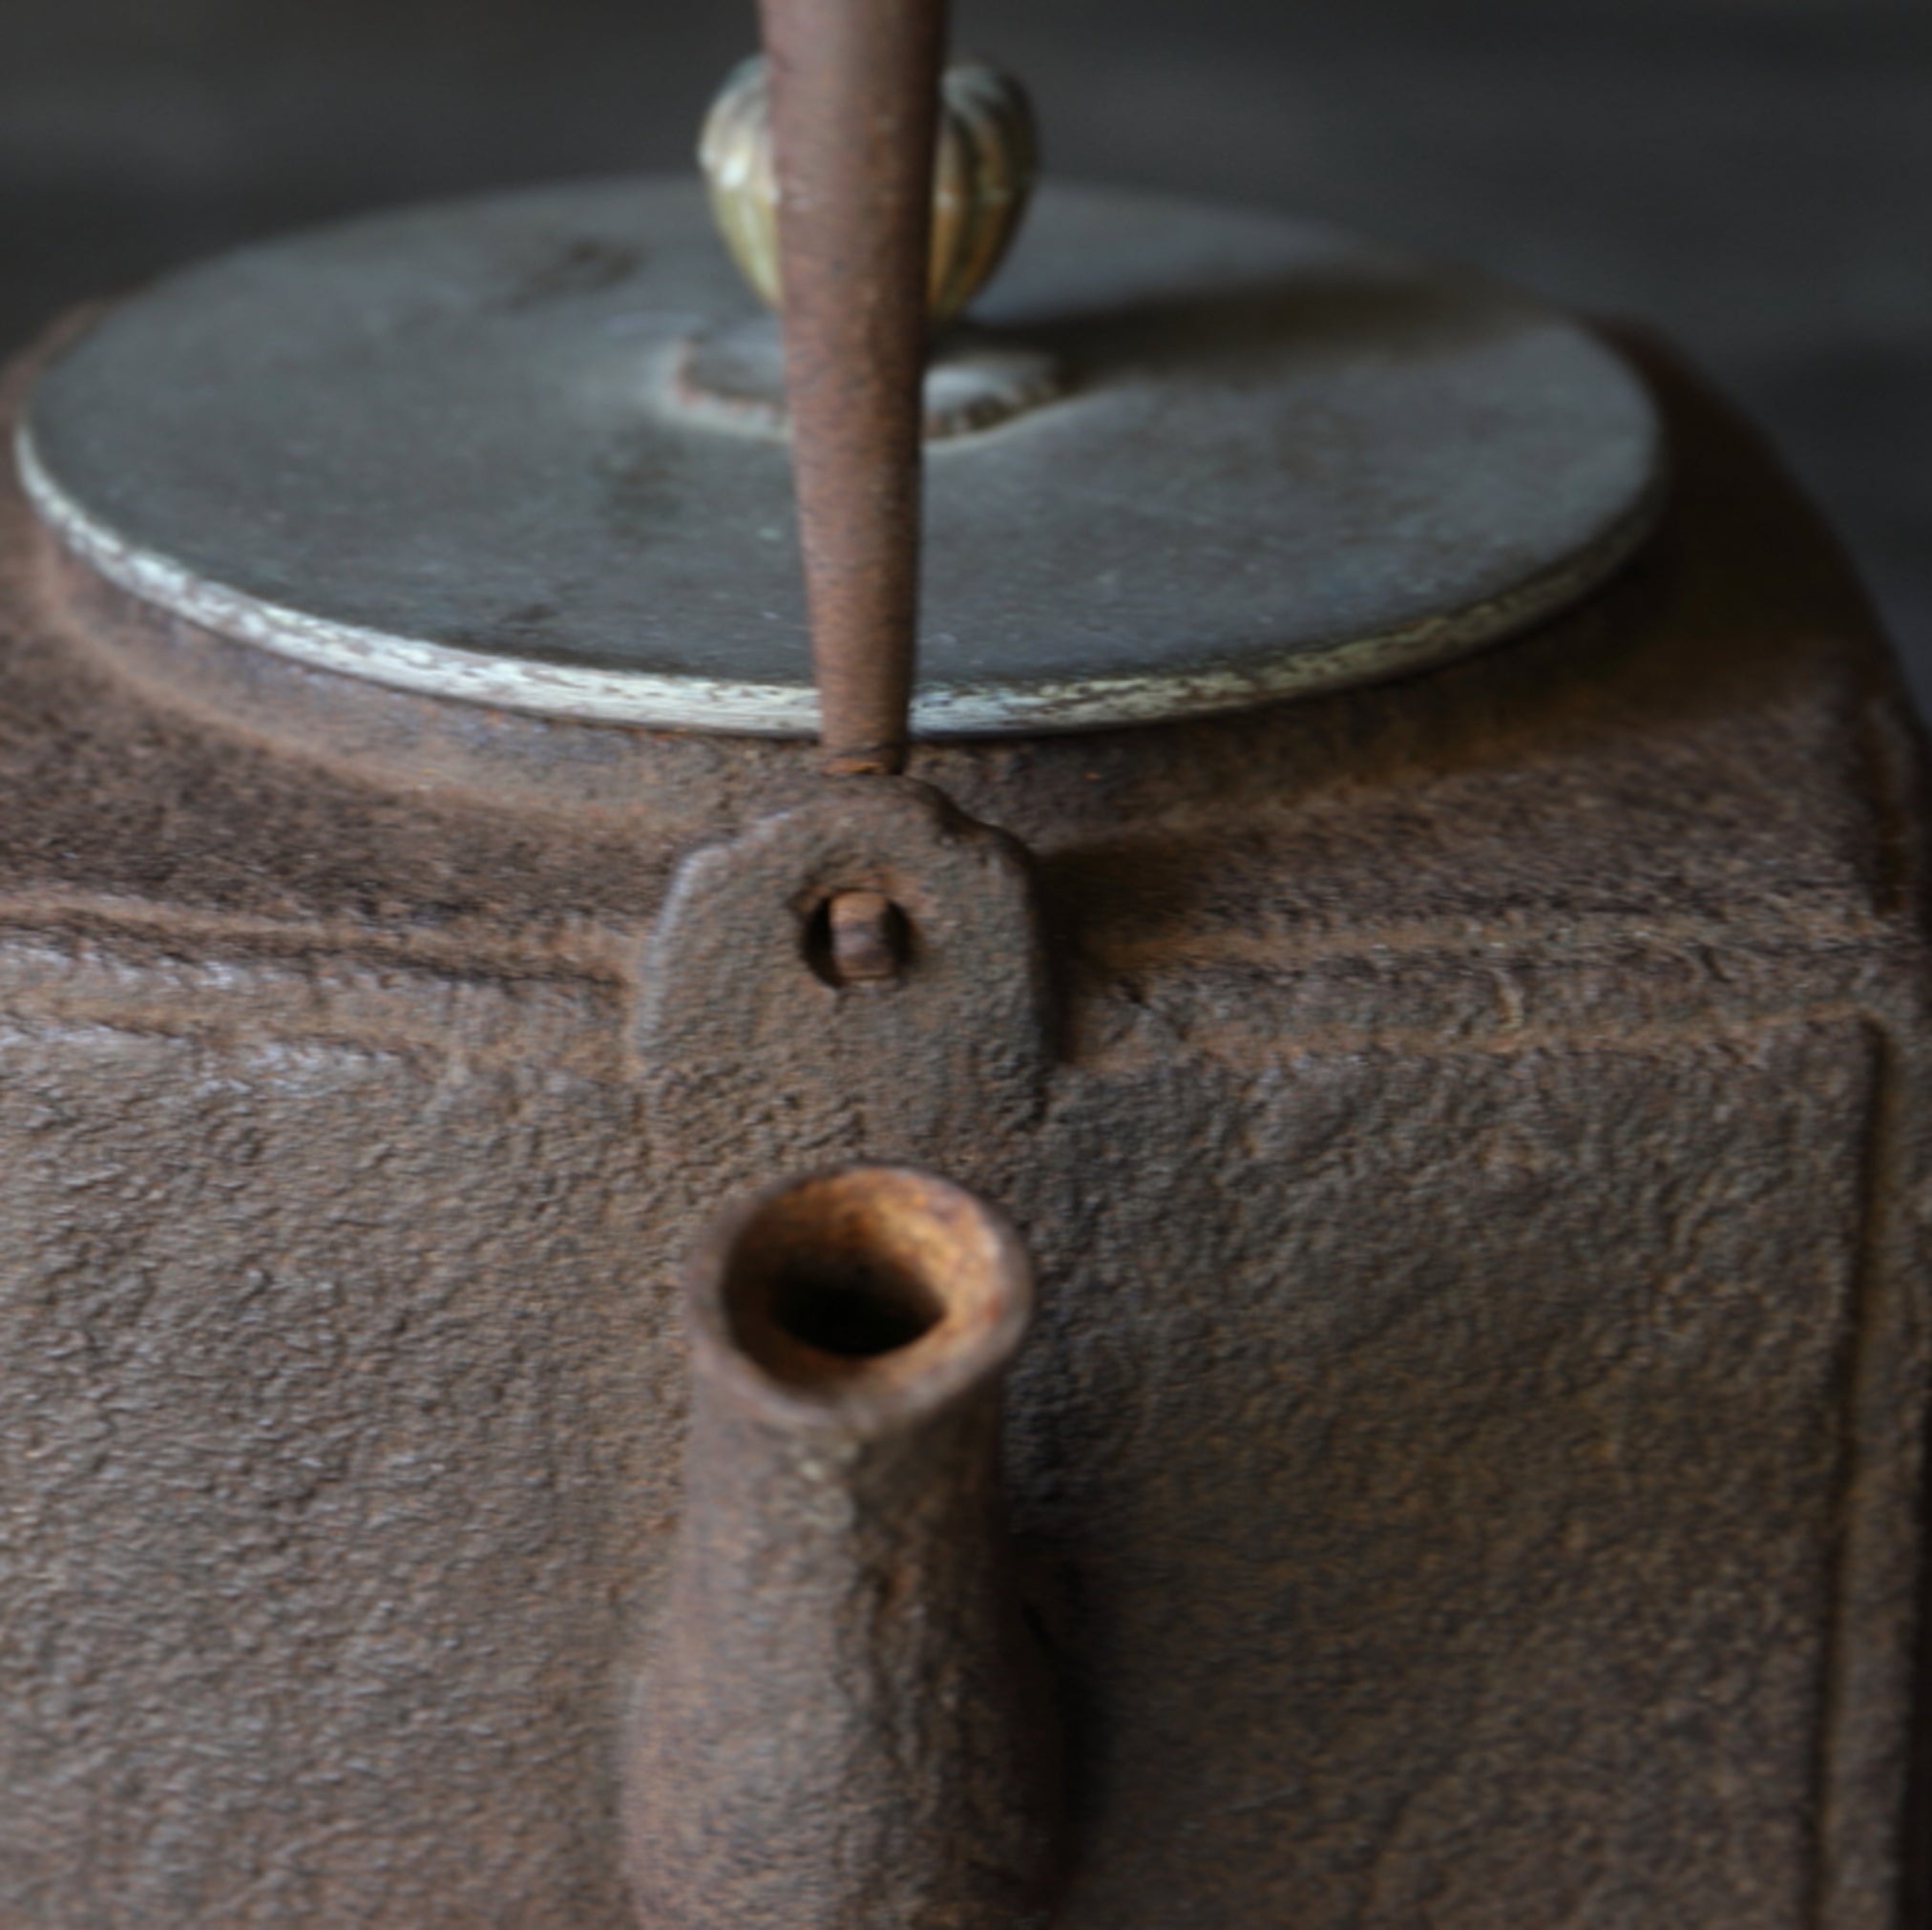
[689,1164,1032,1428]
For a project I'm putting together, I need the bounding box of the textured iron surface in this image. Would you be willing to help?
[16,179,1665,734]
[623,1166,1061,1928]
[0,333,1927,1927]
[641,775,1050,1185]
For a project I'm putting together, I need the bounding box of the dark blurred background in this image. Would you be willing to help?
[4,0,1928,704]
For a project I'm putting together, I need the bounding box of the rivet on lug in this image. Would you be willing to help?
[825,889,906,986]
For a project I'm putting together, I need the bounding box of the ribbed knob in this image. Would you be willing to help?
[700,52,1038,328]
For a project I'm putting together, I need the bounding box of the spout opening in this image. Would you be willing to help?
[699,1165,1030,1411]
[768,1254,942,1358]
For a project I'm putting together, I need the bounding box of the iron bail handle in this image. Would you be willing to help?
[757,0,948,777]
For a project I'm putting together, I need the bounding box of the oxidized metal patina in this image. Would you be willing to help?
[0,0,1925,1923]
[0,329,1924,1927]
[624,1166,1062,1930]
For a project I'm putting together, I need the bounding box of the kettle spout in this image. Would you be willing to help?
[623,1165,1063,1930]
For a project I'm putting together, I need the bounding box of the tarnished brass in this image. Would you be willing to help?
[701,52,1038,329]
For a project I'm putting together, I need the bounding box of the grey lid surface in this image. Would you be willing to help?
[18,178,1664,735]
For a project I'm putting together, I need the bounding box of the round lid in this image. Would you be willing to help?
[18,178,1664,736]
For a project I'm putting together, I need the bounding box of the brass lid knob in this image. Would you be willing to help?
[701,52,1039,329]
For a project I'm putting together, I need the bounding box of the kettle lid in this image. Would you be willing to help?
[18,177,1663,736]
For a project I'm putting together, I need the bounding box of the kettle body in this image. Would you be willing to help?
[0,292,1926,1925]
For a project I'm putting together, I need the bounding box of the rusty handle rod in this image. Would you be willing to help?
[757,0,947,777]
